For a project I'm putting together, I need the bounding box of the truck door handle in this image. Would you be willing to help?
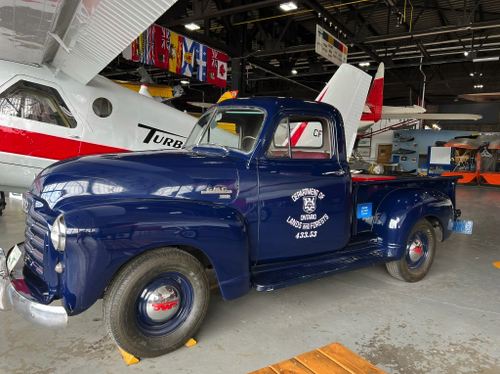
[323,170,345,176]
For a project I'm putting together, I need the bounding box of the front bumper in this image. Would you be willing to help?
[0,246,68,328]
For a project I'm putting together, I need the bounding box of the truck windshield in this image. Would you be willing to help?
[184,106,266,153]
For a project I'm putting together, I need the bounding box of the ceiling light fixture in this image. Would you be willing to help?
[473,56,499,63]
[280,2,297,11]
[464,51,469,56]
[180,79,190,85]
[359,62,370,67]
[291,69,298,75]
[474,84,484,89]
[185,23,200,31]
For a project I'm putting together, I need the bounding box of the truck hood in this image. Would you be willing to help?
[31,149,239,209]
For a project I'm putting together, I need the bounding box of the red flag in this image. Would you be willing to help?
[154,25,169,69]
[206,47,227,88]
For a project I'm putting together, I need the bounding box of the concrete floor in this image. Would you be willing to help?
[0,186,499,374]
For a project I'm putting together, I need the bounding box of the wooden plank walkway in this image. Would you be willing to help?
[246,342,388,374]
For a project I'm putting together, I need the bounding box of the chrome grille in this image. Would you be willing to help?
[24,199,48,277]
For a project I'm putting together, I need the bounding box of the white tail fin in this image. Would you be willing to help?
[317,64,372,157]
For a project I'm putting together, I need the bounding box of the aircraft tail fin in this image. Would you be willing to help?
[361,62,384,123]
[317,64,372,156]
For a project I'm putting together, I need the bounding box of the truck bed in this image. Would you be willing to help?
[351,174,459,234]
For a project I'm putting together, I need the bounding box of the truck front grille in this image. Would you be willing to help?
[24,201,48,277]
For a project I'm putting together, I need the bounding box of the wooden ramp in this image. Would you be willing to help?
[246,342,387,374]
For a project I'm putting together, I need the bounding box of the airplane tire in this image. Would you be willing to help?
[386,218,436,282]
[103,247,209,358]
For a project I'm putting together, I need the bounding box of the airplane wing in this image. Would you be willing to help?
[444,134,500,149]
[382,112,482,120]
[0,0,178,85]
[458,93,500,102]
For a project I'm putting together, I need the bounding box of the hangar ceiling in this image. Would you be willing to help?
[103,0,500,108]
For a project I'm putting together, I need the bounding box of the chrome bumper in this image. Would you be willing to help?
[0,247,68,328]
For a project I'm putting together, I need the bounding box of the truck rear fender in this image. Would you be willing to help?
[61,200,252,315]
[370,188,454,259]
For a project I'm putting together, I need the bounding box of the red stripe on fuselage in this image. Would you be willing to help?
[0,124,128,160]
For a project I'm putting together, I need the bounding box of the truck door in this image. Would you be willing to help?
[256,113,350,263]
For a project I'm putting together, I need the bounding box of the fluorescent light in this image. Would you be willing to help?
[185,23,200,31]
[180,79,190,85]
[359,62,370,67]
[473,56,499,63]
[280,2,297,11]
[464,51,469,56]
[474,84,483,89]
[291,69,297,74]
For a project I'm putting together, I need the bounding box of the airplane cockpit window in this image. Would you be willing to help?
[266,115,332,159]
[92,98,113,118]
[0,80,77,128]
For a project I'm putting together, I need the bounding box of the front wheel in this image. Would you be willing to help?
[386,218,436,282]
[103,247,210,358]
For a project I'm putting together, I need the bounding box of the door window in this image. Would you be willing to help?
[0,80,77,128]
[266,115,331,159]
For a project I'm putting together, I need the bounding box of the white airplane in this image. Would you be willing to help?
[0,0,196,211]
[358,62,482,133]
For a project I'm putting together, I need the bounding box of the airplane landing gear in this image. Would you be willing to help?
[0,192,6,216]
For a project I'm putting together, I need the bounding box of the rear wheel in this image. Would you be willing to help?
[103,247,209,358]
[386,218,436,282]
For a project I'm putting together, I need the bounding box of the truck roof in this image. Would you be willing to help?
[216,96,341,118]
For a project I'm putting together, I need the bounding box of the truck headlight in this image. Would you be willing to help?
[50,214,67,252]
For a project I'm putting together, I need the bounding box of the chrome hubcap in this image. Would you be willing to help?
[408,241,424,262]
[145,285,180,322]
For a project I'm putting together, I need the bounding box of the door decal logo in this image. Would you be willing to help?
[303,195,317,214]
[287,188,329,239]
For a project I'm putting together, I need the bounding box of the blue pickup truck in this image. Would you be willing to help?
[0,97,467,358]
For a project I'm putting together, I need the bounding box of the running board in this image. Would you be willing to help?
[251,235,386,292]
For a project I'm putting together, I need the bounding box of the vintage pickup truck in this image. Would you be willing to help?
[0,97,468,358]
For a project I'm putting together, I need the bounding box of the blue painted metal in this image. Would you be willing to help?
[8,97,462,320]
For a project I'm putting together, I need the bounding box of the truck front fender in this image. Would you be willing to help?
[370,188,454,259]
[60,199,252,315]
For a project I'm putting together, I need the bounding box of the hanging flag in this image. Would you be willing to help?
[169,31,182,74]
[181,37,195,77]
[194,43,207,82]
[137,25,155,65]
[154,25,169,69]
[216,54,227,87]
[122,38,139,62]
[207,47,227,87]
[122,23,226,86]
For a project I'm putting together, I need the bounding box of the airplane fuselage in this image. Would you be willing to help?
[0,60,197,193]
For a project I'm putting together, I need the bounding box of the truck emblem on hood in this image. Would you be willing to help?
[200,186,233,194]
